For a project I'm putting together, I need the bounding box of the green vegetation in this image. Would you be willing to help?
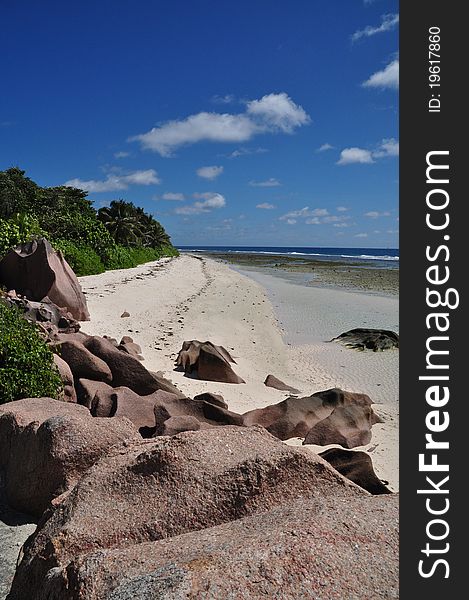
[0,301,63,404]
[0,167,178,276]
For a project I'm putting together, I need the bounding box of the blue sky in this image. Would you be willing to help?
[1,0,398,248]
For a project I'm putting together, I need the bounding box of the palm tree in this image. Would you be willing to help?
[97,200,144,245]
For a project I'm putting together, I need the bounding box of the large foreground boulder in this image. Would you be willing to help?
[176,340,245,383]
[332,328,399,351]
[0,398,139,517]
[0,239,89,321]
[9,494,398,599]
[10,427,364,595]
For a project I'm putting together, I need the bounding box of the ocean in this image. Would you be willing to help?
[178,246,399,269]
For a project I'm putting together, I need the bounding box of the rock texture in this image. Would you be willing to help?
[243,388,378,447]
[17,495,398,600]
[0,398,139,517]
[304,404,382,449]
[332,328,399,352]
[176,340,245,383]
[319,448,391,495]
[0,239,89,321]
[264,373,301,394]
[9,427,366,597]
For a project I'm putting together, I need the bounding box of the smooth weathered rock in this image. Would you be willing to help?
[243,388,375,441]
[158,415,213,436]
[176,340,244,384]
[10,427,364,596]
[19,494,398,600]
[193,392,228,409]
[117,337,144,361]
[264,373,301,394]
[75,378,111,408]
[84,336,181,395]
[332,328,399,352]
[0,398,139,516]
[153,396,243,435]
[54,339,113,383]
[2,292,80,333]
[53,354,76,402]
[319,448,391,495]
[304,405,382,449]
[0,238,89,321]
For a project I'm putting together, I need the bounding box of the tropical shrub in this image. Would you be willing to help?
[0,301,63,404]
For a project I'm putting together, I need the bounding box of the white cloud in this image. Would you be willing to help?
[280,207,329,220]
[355,233,368,238]
[175,192,226,215]
[249,178,281,187]
[364,211,392,218]
[228,147,268,158]
[286,219,297,225]
[211,94,235,104]
[316,143,334,152]
[337,147,374,165]
[246,92,311,133]
[373,138,399,157]
[114,151,130,159]
[256,203,276,209]
[161,192,185,201]
[130,92,310,156]
[64,169,160,193]
[196,165,224,180]
[363,59,399,90]
[352,14,399,42]
[336,206,349,212]
[337,138,399,165]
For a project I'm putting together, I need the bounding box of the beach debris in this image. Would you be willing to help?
[264,374,301,394]
[9,426,374,598]
[332,328,399,351]
[176,340,245,384]
[304,404,383,449]
[120,310,130,317]
[319,448,391,495]
[0,398,139,517]
[0,238,89,321]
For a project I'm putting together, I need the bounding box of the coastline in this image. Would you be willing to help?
[78,253,399,490]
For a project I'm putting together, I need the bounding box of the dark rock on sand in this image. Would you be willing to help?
[243,388,375,441]
[0,398,139,516]
[22,495,398,600]
[319,448,392,495]
[9,426,363,597]
[0,238,89,321]
[264,373,301,394]
[304,404,382,449]
[176,340,245,383]
[332,328,399,351]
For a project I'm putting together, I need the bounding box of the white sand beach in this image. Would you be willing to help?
[79,254,399,490]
